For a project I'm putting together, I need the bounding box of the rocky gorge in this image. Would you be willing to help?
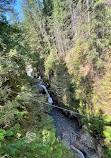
[35,79,105,158]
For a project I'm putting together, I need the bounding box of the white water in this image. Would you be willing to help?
[26,65,33,78]
[38,84,50,97]
[71,145,85,158]
[37,82,85,158]
[38,84,53,104]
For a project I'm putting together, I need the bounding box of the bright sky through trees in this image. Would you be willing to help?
[5,0,24,22]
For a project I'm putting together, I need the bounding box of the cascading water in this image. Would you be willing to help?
[38,84,50,97]
[38,84,53,104]
[36,81,85,158]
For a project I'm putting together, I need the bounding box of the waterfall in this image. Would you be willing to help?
[38,84,53,104]
[37,82,85,158]
[26,64,33,78]
[38,84,50,97]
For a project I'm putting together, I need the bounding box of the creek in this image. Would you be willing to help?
[39,83,104,158]
[37,83,85,158]
[27,64,104,158]
[50,107,80,146]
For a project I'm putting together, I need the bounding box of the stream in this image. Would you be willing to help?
[50,107,80,147]
[37,83,85,158]
[27,67,104,158]
[37,83,80,146]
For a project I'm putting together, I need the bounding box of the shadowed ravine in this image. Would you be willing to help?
[38,83,85,158]
[50,108,86,158]
[50,108,80,142]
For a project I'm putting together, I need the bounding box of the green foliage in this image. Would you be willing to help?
[43,0,111,156]
[93,0,106,10]
[1,0,111,157]
[43,0,53,16]
[45,49,57,76]
[104,146,111,158]
[0,86,72,158]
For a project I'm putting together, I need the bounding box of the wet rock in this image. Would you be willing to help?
[75,126,105,158]
[50,108,80,147]
[48,97,53,104]
[35,80,44,92]
[51,108,105,158]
